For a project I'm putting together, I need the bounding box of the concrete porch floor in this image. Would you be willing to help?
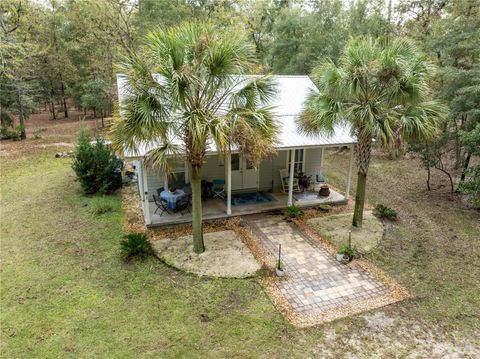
[148,189,346,227]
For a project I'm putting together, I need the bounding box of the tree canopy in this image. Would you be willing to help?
[1,0,478,203]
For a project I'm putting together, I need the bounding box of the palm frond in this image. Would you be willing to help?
[145,141,183,173]
[299,36,444,152]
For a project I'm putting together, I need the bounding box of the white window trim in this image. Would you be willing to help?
[286,149,306,173]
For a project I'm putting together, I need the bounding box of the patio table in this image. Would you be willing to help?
[160,189,186,209]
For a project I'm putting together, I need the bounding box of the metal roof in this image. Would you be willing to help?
[116,74,356,158]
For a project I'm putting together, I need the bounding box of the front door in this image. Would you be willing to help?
[229,154,258,190]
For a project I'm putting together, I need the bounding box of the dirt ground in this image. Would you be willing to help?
[0,109,110,156]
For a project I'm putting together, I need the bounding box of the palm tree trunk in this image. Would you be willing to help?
[352,171,367,227]
[352,137,372,228]
[190,166,205,253]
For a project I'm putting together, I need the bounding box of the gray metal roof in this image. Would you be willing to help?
[116,74,356,158]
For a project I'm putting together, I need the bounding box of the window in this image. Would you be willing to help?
[231,153,240,171]
[169,160,186,188]
[287,149,304,174]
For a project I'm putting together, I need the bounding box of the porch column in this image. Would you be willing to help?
[320,147,325,169]
[142,162,152,225]
[345,145,354,200]
[226,153,232,215]
[184,160,190,184]
[287,149,295,206]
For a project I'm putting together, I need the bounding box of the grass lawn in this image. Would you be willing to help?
[1,122,479,357]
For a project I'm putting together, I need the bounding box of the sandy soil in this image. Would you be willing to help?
[307,210,385,253]
[151,230,262,278]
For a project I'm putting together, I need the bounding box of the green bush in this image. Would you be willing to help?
[283,204,304,218]
[337,243,356,259]
[374,204,398,220]
[72,128,123,194]
[458,166,480,208]
[318,204,332,212]
[33,128,42,139]
[120,233,153,261]
[0,126,21,140]
[89,196,116,215]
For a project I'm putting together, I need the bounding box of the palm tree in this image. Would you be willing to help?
[111,22,278,253]
[298,37,445,227]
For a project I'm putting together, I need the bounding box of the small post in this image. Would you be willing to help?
[277,244,282,269]
[348,230,352,248]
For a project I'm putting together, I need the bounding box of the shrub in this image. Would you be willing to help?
[458,166,480,208]
[318,204,332,212]
[89,196,116,215]
[337,243,355,259]
[0,126,21,141]
[33,128,42,139]
[72,128,123,194]
[283,204,304,218]
[374,204,398,220]
[120,233,153,261]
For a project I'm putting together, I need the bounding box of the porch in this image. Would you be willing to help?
[148,188,347,226]
[134,145,355,227]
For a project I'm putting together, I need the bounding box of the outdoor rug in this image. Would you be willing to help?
[293,191,321,201]
[228,191,277,206]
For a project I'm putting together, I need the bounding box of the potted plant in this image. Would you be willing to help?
[319,184,330,197]
[276,244,285,277]
[336,244,355,264]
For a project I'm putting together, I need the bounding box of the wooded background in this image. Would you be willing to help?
[1,0,479,201]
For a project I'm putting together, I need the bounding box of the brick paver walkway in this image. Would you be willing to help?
[248,215,389,315]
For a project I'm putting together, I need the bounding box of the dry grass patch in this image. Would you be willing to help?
[308,211,385,254]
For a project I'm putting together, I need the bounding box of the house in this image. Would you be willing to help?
[116,74,356,226]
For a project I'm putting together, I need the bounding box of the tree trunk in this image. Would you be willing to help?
[190,165,205,253]
[101,113,104,128]
[352,136,372,228]
[15,86,26,140]
[51,102,56,120]
[426,167,431,191]
[434,166,454,193]
[459,153,471,184]
[60,80,68,118]
[352,171,367,228]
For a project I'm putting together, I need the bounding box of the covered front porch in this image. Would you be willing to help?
[134,145,355,227]
[148,187,347,226]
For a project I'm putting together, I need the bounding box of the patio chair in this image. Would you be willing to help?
[279,169,301,193]
[153,194,171,216]
[183,184,192,198]
[174,196,191,215]
[156,187,164,196]
[212,179,225,199]
[308,168,327,191]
